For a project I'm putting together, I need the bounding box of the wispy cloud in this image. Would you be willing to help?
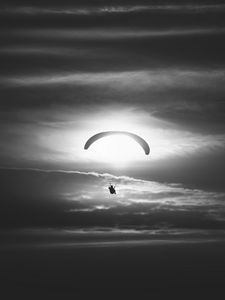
[2,69,225,88]
[67,205,113,212]
[3,227,225,250]
[0,46,94,57]
[1,167,225,230]
[5,27,225,42]
[2,4,225,16]
[3,167,225,210]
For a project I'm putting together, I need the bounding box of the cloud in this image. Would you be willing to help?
[2,4,225,16]
[0,1,224,233]
[3,166,225,207]
[4,27,225,43]
[2,69,225,88]
[0,167,225,230]
[67,204,113,212]
[4,227,225,249]
[0,46,95,57]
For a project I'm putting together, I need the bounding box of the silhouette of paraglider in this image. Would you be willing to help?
[108,184,116,194]
[84,131,150,195]
[84,131,150,155]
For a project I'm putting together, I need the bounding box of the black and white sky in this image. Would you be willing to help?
[1,0,225,233]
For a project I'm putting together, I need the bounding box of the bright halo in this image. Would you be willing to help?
[85,135,147,166]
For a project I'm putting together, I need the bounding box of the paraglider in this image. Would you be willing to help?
[84,131,150,195]
[108,184,116,194]
[84,131,150,155]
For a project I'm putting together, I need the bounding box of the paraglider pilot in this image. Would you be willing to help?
[108,184,116,194]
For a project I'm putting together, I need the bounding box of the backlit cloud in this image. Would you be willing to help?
[1,168,225,230]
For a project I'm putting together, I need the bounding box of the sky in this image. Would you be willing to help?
[1,0,225,233]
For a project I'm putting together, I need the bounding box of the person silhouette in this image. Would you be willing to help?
[108,185,116,194]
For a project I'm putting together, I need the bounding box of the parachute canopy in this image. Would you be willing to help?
[84,131,150,155]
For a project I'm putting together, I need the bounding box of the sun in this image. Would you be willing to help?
[84,134,148,167]
[42,110,190,167]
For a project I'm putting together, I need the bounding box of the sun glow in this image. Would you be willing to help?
[84,135,149,167]
[35,108,222,169]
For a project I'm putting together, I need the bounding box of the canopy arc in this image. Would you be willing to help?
[84,131,150,155]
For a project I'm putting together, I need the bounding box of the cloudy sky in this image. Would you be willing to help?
[1,0,225,234]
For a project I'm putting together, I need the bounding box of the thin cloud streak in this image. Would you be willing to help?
[5,27,225,41]
[0,166,155,183]
[0,46,93,57]
[2,227,225,250]
[2,4,225,16]
[2,69,225,88]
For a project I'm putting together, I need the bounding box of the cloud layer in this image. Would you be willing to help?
[0,0,225,230]
[1,168,225,230]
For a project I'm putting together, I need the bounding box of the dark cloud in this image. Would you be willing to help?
[1,30,225,77]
